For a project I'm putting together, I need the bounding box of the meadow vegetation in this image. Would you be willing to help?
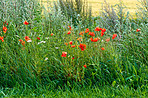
[0,0,147,97]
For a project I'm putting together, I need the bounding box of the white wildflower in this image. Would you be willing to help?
[27,40,32,42]
[45,57,48,61]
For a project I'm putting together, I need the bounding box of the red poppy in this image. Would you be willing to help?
[7,23,8,25]
[88,32,95,36]
[21,41,25,46]
[61,52,67,57]
[101,47,105,50]
[112,34,117,39]
[24,36,31,41]
[19,39,23,42]
[67,31,71,34]
[24,21,29,25]
[65,43,68,46]
[95,27,102,31]
[90,38,99,42]
[77,37,82,42]
[69,41,72,45]
[0,36,4,42]
[71,45,75,48]
[37,37,40,40]
[3,26,7,33]
[85,28,89,33]
[51,33,53,36]
[101,31,104,36]
[83,65,87,68]
[68,26,71,30]
[79,43,86,51]
[79,31,84,36]
[136,29,140,32]
[101,28,106,32]
[105,38,110,42]
[72,57,74,59]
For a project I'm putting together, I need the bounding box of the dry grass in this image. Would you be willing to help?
[39,0,139,16]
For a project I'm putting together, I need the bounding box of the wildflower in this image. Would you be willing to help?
[21,41,25,46]
[101,28,106,32]
[68,26,71,30]
[85,28,89,33]
[105,38,110,42]
[67,31,71,34]
[65,43,68,46]
[27,40,32,42]
[19,39,23,42]
[7,23,8,25]
[136,29,141,32]
[83,65,87,68]
[79,31,84,36]
[61,52,67,57]
[51,33,53,36]
[69,41,73,45]
[112,34,117,39]
[90,38,99,42]
[71,45,75,48]
[45,57,48,61]
[45,37,49,39]
[77,37,82,42]
[24,36,31,41]
[37,37,40,40]
[88,32,95,36]
[95,27,102,31]
[38,41,46,45]
[3,26,7,33]
[55,47,59,49]
[101,47,105,50]
[0,36,4,42]
[24,21,29,25]
[101,32,104,36]
[72,57,74,59]
[79,43,86,51]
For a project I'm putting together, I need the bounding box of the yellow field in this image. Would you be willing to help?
[40,0,139,16]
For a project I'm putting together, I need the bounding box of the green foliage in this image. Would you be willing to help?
[53,0,92,27]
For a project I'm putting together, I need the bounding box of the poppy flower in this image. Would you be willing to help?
[37,37,40,40]
[79,31,84,36]
[21,41,25,46]
[90,38,93,42]
[24,36,31,41]
[77,37,82,42]
[71,45,75,48]
[88,32,95,36]
[83,65,87,68]
[69,41,72,45]
[105,38,110,42]
[112,34,117,39]
[0,36,4,42]
[3,26,7,33]
[7,23,8,25]
[65,43,68,46]
[101,28,106,32]
[91,38,99,42]
[72,57,74,59]
[61,52,67,57]
[85,28,89,33]
[95,27,102,31]
[101,47,105,50]
[19,39,23,42]
[67,31,71,34]
[51,33,53,36]
[79,43,86,51]
[101,31,104,36]
[136,29,140,32]
[24,21,29,25]
[68,26,71,30]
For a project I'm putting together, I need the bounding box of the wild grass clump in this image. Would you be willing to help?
[53,0,92,27]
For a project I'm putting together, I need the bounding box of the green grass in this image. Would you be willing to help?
[0,85,147,97]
